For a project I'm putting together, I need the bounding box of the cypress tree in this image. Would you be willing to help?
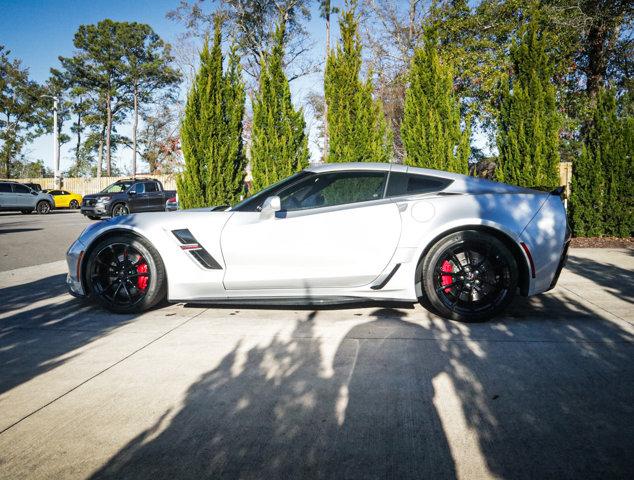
[324,2,392,163]
[401,30,470,173]
[177,18,246,209]
[250,20,309,192]
[496,13,560,187]
[569,143,604,236]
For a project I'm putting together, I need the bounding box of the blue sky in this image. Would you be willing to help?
[1,0,329,173]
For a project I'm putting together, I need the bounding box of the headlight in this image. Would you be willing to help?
[96,196,111,202]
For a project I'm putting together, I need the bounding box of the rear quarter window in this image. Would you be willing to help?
[0,183,12,193]
[386,172,452,197]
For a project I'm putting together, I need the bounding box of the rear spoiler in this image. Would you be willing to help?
[529,185,566,199]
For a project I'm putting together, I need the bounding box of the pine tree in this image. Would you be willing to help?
[324,2,392,164]
[177,18,246,209]
[250,20,309,192]
[496,12,560,187]
[401,30,469,173]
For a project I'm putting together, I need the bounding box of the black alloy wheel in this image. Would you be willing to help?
[86,235,166,313]
[36,201,51,214]
[112,203,129,217]
[69,199,80,209]
[421,231,518,322]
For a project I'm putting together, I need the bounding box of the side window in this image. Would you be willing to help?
[386,172,452,197]
[279,171,387,211]
[144,182,158,193]
[0,183,12,193]
[13,184,31,194]
[50,190,62,196]
[132,183,145,194]
[61,191,70,195]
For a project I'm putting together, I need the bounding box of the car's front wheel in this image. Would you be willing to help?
[421,230,518,322]
[112,203,129,217]
[85,234,166,313]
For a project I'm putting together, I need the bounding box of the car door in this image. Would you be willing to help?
[0,182,16,208]
[12,184,36,208]
[58,190,72,207]
[144,181,164,211]
[48,190,64,207]
[220,170,402,290]
[128,182,149,212]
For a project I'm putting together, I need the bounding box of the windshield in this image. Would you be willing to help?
[101,182,134,193]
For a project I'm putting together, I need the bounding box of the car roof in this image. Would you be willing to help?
[304,162,464,181]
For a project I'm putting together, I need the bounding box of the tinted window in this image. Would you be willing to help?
[386,172,452,197]
[0,183,11,193]
[61,190,70,195]
[49,190,62,196]
[144,181,158,192]
[232,172,310,212]
[279,171,387,211]
[13,184,31,194]
[132,183,145,194]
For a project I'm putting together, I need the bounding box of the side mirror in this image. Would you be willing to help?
[260,195,281,218]
[31,191,37,195]
[128,190,137,195]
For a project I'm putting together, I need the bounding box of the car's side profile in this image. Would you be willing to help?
[0,181,55,214]
[44,189,83,209]
[66,163,570,322]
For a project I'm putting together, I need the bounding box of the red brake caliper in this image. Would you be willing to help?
[136,260,148,291]
[441,260,453,293]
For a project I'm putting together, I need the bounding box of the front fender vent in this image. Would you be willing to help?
[172,229,222,269]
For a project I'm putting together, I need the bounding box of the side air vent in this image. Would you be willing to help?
[172,229,222,270]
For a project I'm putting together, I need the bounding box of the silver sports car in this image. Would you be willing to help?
[66,163,570,322]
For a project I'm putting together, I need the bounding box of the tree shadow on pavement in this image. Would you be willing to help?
[90,288,633,479]
[0,274,135,397]
[565,253,634,303]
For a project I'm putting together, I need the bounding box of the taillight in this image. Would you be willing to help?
[167,197,176,203]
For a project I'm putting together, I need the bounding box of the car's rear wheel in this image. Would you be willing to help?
[85,234,166,313]
[69,199,80,209]
[421,230,518,322]
[112,203,129,217]
[36,201,51,214]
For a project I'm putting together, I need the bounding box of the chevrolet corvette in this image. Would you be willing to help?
[66,163,570,322]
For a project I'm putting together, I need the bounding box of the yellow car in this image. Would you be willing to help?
[43,189,83,209]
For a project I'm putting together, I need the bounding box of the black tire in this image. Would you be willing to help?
[87,215,101,221]
[112,203,129,217]
[21,209,33,214]
[69,199,80,209]
[85,234,167,313]
[420,230,518,322]
[36,201,52,215]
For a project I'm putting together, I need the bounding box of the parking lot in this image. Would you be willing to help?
[0,210,632,479]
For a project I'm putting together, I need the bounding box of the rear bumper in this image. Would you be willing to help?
[547,226,572,291]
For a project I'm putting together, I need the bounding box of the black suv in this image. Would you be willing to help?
[80,178,176,220]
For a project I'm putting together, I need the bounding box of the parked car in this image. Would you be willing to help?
[43,189,83,209]
[80,178,177,220]
[67,163,570,321]
[23,182,42,192]
[0,181,55,214]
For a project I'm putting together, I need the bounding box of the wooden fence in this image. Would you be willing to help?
[9,174,177,196]
[10,162,573,198]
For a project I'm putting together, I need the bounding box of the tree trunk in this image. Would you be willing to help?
[323,9,330,162]
[105,93,112,176]
[585,22,608,99]
[75,100,82,161]
[132,87,138,177]
[97,124,105,178]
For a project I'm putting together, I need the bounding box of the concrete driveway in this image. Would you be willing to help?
[0,247,632,479]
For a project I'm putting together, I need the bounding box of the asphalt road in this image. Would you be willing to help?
[0,210,92,272]
[0,216,632,479]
